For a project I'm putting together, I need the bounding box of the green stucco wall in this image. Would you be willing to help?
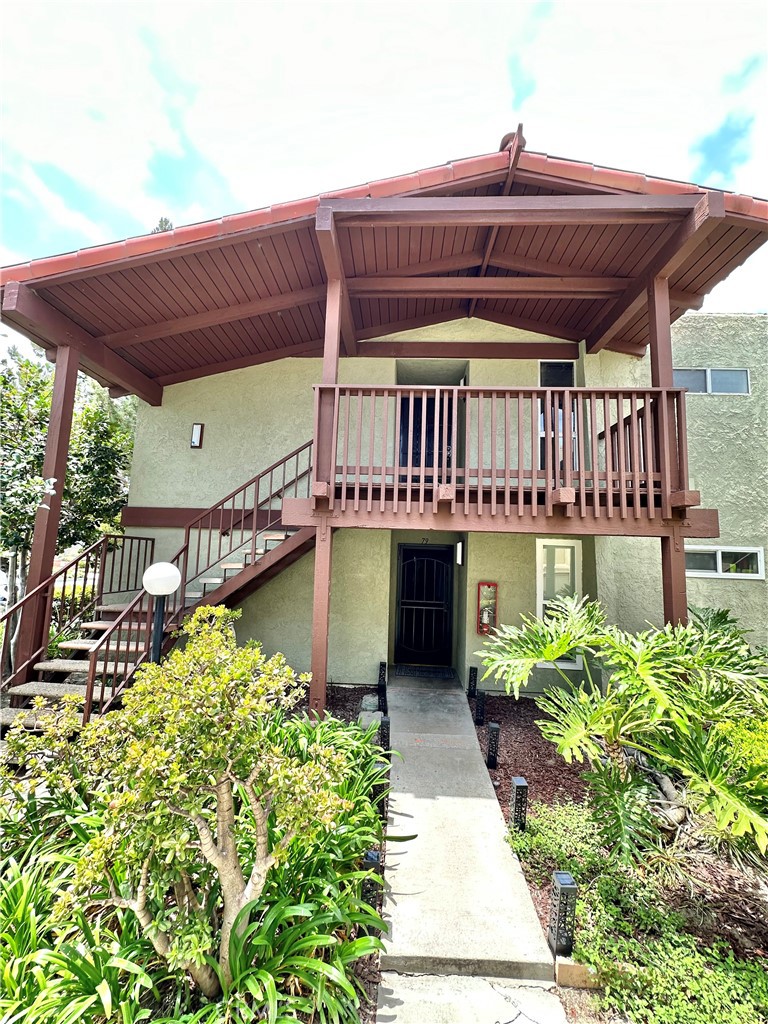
[235,528,391,683]
[124,313,767,673]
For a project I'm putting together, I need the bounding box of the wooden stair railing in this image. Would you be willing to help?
[0,535,155,690]
[83,441,313,721]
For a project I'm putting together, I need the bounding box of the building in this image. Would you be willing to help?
[1,129,766,720]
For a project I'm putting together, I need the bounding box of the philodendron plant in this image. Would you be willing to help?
[479,596,768,862]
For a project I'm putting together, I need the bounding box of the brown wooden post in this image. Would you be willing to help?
[309,276,342,711]
[648,277,687,624]
[310,517,333,714]
[15,345,80,679]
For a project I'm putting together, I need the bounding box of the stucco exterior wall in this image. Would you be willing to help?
[124,313,767,668]
[672,314,768,642]
[235,528,391,682]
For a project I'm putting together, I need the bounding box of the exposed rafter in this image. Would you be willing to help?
[469,123,525,318]
[154,339,324,386]
[322,194,703,228]
[348,276,628,299]
[101,285,326,350]
[314,206,357,356]
[2,282,163,405]
[356,340,579,360]
[586,192,726,352]
[474,307,583,342]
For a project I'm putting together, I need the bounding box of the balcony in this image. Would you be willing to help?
[289,385,701,534]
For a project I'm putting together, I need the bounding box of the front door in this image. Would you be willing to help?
[395,545,453,666]
[399,395,453,480]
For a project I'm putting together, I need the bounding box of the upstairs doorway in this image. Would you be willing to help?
[394,544,454,666]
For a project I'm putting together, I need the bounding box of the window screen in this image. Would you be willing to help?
[540,361,575,388]
[541,544,575,613]
[709,369,749,394]
[721,550,760,574]
[673,369,707,392]
[685,550,717,573]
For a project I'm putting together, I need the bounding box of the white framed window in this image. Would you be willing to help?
[685,546,765,579]
[673,368,750,395]
[535,538,583,669]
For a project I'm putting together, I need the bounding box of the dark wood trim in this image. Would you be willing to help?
[283,498,719,538]
[355,341,579,360]
[322,194,702,227]
[474,307,583,342]
[121,506,283,529]
[661,534,688,624]
[468,126,524,318]
[371,250,485,277]
[586,192,726,352]
[356,311,461,341]
[16,346,80,682]
[102,285,326,350]
[1,282,163,405]
[315,205,357,356]
[154,340,323,386]
[310,521,332,713]
[348,276,627,299]
[648,276,673,387]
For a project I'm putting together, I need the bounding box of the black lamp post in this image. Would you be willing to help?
[142,562,182,663]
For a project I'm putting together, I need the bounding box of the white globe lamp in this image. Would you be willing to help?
[142,562,182,662]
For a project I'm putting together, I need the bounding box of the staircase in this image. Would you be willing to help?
[1,441,315,742]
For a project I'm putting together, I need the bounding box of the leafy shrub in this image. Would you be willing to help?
[507,800,604,885]
[3,606,387,1022]
[482,596,768,860]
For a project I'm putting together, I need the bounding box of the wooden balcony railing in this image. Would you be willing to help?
[312,386,691,522]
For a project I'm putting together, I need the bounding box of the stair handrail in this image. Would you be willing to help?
[83,441,313,721]
[0,534,155,690]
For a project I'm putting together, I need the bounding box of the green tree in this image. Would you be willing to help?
[6,607,376,1000]
[151,216,173,233]
[0,347,135,604]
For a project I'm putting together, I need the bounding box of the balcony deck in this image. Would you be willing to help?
[282,385,716,537]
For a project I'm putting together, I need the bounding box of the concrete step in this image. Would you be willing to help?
[377,974,567,1024]
[1,706,39,729]
[59,640,136,654]
[95,604,132,614]
[33,659,136,675]
[12,681,90,699]
[80,620,149,632]
[201,577,224,587]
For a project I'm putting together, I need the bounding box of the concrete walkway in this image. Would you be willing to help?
[376,673,564,1024]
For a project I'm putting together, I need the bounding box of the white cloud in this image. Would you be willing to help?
[1,0,766,312]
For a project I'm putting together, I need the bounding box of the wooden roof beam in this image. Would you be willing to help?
[2,282,163,405]
[468,125,525,318]
[348,276,628,299]
[155,338,324,386]
[586,192,726,353]
[101,285,326,350]
[474,307,582,342]
[357,340,579,360]
[314,206,357,356]
[321,194,703,228]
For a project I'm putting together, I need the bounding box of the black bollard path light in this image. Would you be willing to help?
[467,666,477,700]
[547,870,578,957]
[486,721,500,769]
[377,661,388,715]
[474,689,486,726]
[379,714,391,758]
[510,776,529,831]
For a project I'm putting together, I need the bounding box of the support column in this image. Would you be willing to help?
[648,278,688,624]
[661,533,687,625]
[309,518,333,714]
[16,345,80,677]
[309,277,342,711]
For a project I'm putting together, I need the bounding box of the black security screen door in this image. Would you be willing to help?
[399,395,453,480]
[395,545,453,666]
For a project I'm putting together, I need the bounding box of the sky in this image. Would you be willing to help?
[1,0,767,359]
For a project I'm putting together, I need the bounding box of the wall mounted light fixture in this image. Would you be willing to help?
[190,423,204,449]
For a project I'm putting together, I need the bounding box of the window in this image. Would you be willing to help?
[673,368,750,394]
[535,539,583,668]
[685,546,764,579]
[540,361,575,388]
